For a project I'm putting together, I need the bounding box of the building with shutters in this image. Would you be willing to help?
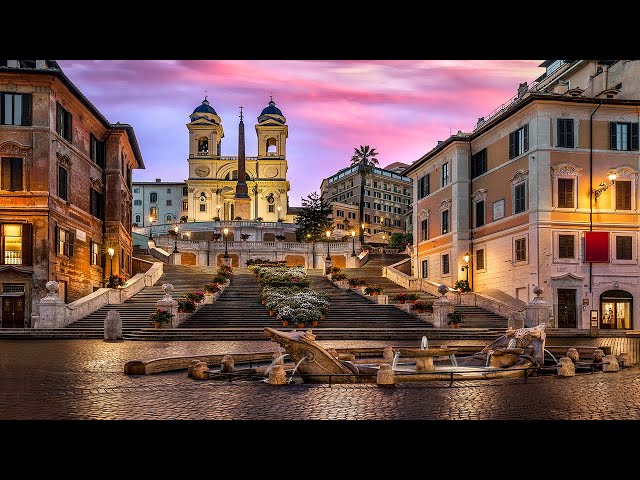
[0,60,144,327]
[404,60,640,331]
[132,179,187,227]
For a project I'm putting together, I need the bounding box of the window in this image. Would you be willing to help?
[394,219,401,227]
[394,207,401,214]
[364,201,370,208]
[166,214,172,222]
[90,189,103,218]
[616,236,633,260]
[404,188,409,195]
[150,192,157,203]
[348,212,356,219]
[268,204,275,213]
[134,200,142,206]
[337,224,344,230]
[383,183,388,190]
[383,205,391,212]
[1,157,23,191]
[421,259,428,278]
[166,200,172,206]
[374,216,380,223]
[557,178,574,209]
[515,238,526,262]
[471,149,487,178]
[557,119,574,148]
[182,200,188,211]
[441,209,449,235]
[475,200,485,228]
[224,170,238,180]
[1,223,32,265]
[441,163,450,187]
[374,191,381,198]
[514,183,526,213]
[121,248,125,271]
[182,186,188,196]
[58,165,68,201]
[90,134,105,168]
[364,189,371,196]
[149,207,158,219]
[135,214,141,223]
[383,193,391,200]
[373,181,378,188]
[56,226,75,257]
[420,219,428,241]
[616,180,631,210]
[384,218,391,227]
[55,102,72,142]
[394,196,401,202]
[610,122,639,151]
[558,235,575,259]
[442,254,450,275]
[374,203,381,210]
[364,214,371,223]
[1,92,31,125]
[199,204,206,212]
[166,188,171,194]
[476,249,485,270]
[336,210,344,217]
[509,124,529,159]
[133,188,140,193]
[90,241,100,265]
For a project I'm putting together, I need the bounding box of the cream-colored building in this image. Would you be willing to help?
[405,61,640,331]
[185,97,292,222]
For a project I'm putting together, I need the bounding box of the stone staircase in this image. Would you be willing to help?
[133,247,157,263]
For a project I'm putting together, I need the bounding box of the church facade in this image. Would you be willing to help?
[185,97,291,222]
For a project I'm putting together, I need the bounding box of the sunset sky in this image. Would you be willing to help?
[58,60,543,205]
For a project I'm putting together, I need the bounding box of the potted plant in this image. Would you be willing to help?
[203,283,221,294]
[328,266,342,275]
[364,285,384,296]
[453,279,471,293]
[447,311,463,328]
[213,216,221,221]
[178,299,195,313]
[212,274,228,285]
[393,292,409,304]
[411,301,433,314]
[406,292,421,303]
[105,274,127,289]
[234,216,243,221]
[241,233,250,241]
[256,217,264,222]
[184,292,204,303]
[348,277,367,288]
[212,233,222,241]
[149,309,173,328]
[332,273,347,281]
[275,234,286,241]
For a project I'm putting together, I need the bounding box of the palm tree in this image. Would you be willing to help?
[350,145,379,243]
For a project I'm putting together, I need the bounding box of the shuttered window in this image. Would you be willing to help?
[471,149,487,178]
[557,119,575,148]
[58,166,68,201]
[55,102,72,142]
[509,124,529,159]
[616,180,631,210]
[420,219,428,241]
[441,210,449,235]
[476,249,485,270]
[421,259,428,278]
[90,188,103,219]
[616,236,633,260]
[475,200,485,227]
[558,235,575,259]
[610,122,639,151]
[55,226,75,257]
[1,223,32,265]
[1,92,32,125]
[558,178,574,208]
[442,254,450,274]
[514,183,526,213]
[1,157,23,191]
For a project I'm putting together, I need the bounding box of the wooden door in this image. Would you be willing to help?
[2,296,24,328]
[557,289,577,328]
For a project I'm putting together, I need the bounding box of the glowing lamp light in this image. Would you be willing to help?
[325,230,331,239]
[223,227,229,235]
[107,248,115,258]
[351,230,356,237]
[608,173,617,182]
[464,252,470,263]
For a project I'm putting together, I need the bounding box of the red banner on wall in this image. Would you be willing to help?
[584,231,609,263]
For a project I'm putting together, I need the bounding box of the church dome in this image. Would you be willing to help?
[192,97,217,115]
[260,98,283,117]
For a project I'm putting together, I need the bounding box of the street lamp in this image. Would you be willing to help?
[148,215,155,239]
[325,230,331,261]
[185,232,191,240]
[306,233,311,242]
[107,248,115,277]
[593,173,617,202]
[223,227,229,258]
[351,229,356,256]
[173,225,179,253]
[461,252,470,282]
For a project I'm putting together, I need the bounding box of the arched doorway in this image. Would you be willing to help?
[600,290,633,330]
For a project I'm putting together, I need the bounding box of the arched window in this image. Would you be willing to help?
[150,192,157,203]
[135,214,141,224]
[197,137,209,155]
[266,137,277,154]
[225,170,238,180]
[166,214,173,223]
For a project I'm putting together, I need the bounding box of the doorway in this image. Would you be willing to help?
[600,290,632,330]
[557,288,577,328]
[2,296,25,328]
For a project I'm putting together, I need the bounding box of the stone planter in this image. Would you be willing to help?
[336,280,349,289]
[203,293,215,304]
[375,294,388,305]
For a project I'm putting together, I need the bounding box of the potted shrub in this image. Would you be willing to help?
[105,274,127,289]
[393,292,409,304]
[328,266,342,275]
[212,274,228,285]
[178,299,195,313]
[411,301,433,314]
[213,216,221,221]
[184,292,204,303]
[241,233,250,241]
[149,309,173,328]
[453,279,471,293]
[447,311,463,328]
[234,216,243,221]
[332,273,347,281]
[406,292,421,303]
[256,217,264,222]
[203,283,220,294]
[348,277,366,288]
[364,285,384,296]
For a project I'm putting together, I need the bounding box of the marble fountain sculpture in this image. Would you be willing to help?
[264,324,547,384]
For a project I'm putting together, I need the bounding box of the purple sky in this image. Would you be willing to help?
[59,60,543,205]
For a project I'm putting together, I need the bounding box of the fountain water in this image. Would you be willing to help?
[392,352,401,369]
[450,354,458,368]
[287,356,307,384]
[544,349,559,365]
[421,336,429,350]
[485,350,494,368]
[265,354,289,375]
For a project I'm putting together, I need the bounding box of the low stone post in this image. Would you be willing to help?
[268,365,287,385]
[432,285,454,328]
[617,352,630,367]
[190,361,210,380]
[377,364,395,386]
[603,355,620,372]
[557,357,575,377]
[592,349,605,363]
[35,281,66,329]
[566,348,579,363]
[171,252,182,265]
[376,295,388,305]
[156,283,179,327]
[220,355,235,373]
[383,346,394,362]
[104,310,122,340]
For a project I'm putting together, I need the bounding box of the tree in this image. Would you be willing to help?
[389,232,413,251]
[294,191,333,241]
[350,145,379,243]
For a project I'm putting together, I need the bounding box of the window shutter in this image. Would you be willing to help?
[11,158,23,191]
[0,224,4,265]
[68,230,75,257]
[54,225,59,255]
[610,122,617,150]
[21,223,32,265]
[566,180,573,207]
[1,158,10,190]
[509,131,515,158]
[631,123,639,151]
[21,94,32,126]
[0,93,4,124]
[559,237,566,258]
[425,173,430,195]
[616,181,631,210]
[66,111,72,142]
[523,124,529,152]
[56,103,62,135]
[557,119,564,146]
[90,134,95,160]
[566,119,574,148]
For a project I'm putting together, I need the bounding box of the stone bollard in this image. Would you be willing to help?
[377,364,395,386]
[220,355,235,373]
[603,355,620,372]
[592,349,605,363]
[557,357,575,377]
[617,352,630,367]
[190,361,210,380]
[566,348,579,363]
[188,359,201,377]
[104,310,122,341]
[338,353,356,362]
[383,346,395,362]
[268,364,287,385]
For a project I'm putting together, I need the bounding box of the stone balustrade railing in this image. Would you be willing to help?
[153,238,361,253]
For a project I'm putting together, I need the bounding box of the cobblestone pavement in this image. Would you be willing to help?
[1,339,640,420]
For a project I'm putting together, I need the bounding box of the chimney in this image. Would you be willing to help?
[517,82,528,99]
[155,178,161,183]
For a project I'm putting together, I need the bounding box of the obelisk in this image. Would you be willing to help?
[233,106,251,220]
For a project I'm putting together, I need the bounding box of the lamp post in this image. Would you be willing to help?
[107,248,114,277]
[223,227,229,258]
[593,173,617,202]
[325,230,331,261]
[148,216,155,239]
[351,229,356,256]
[185,232,191,240]
[306,233,311,242]
[173,225,179,253]
[461,252,470,283]
[277,205,281,221]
